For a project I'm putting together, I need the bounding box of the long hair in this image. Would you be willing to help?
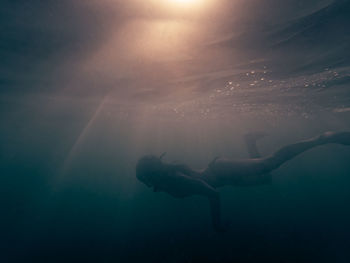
[136,155,166,186]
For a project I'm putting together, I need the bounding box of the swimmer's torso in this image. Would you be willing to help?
[200,158,271,188]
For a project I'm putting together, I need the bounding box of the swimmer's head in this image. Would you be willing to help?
[136,154,166,187]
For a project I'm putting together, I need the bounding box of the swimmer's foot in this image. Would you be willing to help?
[319,131,350,145]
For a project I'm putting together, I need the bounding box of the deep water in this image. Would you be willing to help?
[2,107,350,263]
[2,0,350,262]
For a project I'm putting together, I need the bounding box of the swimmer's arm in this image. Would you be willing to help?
[171,173,227,232]
[170,164,201,177]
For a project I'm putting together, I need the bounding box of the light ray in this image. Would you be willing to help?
[60,96,109,176]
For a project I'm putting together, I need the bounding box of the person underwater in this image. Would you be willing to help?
[136,131,350,232]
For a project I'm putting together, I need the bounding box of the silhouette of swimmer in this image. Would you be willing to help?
[136,131,350,232]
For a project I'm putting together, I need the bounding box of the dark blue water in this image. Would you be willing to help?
[1,0,350,262]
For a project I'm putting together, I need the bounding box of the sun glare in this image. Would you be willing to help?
[171,0,198,3]
[167,0,203,8]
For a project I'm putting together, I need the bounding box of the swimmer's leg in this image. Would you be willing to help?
[244,131,267,158]
[261,131,350,172]
[244,132,272,183]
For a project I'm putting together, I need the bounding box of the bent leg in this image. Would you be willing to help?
[261,131,350,172]
[244,132,272,183]
[244,131,267,158]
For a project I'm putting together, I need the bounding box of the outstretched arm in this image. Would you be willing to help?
[169,174,228,232]
[209,193,228,232]
[169,163,202,177]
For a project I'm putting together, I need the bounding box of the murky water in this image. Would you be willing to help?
[1,0,350,262]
